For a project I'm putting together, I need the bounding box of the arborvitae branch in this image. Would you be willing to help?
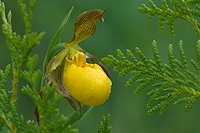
[138,0,200,37]
[102,40,200,115]
[0,65,26,132]
[21,84,78,133]
[0,0,45,102]
[98,114,112,133]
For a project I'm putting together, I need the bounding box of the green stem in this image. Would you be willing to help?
[191,21,200,38]
[183,1,200,38]
[186,16,200,38]
[11,72,19,102]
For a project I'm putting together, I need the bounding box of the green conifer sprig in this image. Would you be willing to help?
[0,0,45,102]
[20,55,41,94]
[21,84,78,132]
[98,114,112,133]
[20,54,76,132]
[18,0,35,34]
[138,0,200,37]
[102,40,200,115]
[0,65,25,132]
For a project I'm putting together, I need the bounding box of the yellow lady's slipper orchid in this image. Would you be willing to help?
[45,8,111,113]
[63,50,112,106]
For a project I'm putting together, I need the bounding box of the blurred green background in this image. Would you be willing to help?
[1,0,200,133]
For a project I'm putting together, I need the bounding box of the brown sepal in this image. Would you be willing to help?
[65,9,106,46]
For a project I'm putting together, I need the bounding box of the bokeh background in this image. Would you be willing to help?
[1,0,200,133]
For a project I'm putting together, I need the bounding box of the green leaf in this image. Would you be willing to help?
[41,6,74,88]
[66,105,93,128]
[48,43,66,62]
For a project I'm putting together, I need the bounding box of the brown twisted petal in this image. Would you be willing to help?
[47,58,81,113]
[45,48,81,113]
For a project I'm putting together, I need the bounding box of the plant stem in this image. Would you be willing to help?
[187,16,200,38]
[12,72,19,102]
[192,22,200,38]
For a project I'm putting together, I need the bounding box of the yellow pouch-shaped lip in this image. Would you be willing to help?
[63,51,112,106]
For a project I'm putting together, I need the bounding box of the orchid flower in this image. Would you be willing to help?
[45,9,112,113]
